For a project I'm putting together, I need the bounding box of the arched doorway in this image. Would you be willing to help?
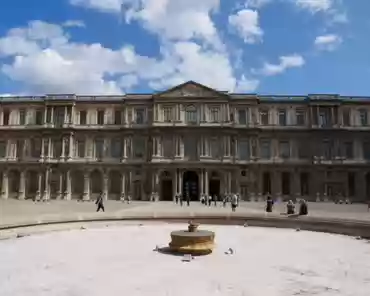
[109,170,121,200]
[26,170,38,199]
[183,171,199,201]
[8,170,20,198]
[71,170,84,199]
[160,171,172,201]
[209,171,221,198]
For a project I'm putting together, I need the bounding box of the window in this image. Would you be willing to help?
[0,140,6,158]
[163,106,173,122]
[46,107,52,124]
[363,142,370,160]
[323,139,334,159]
[53,139,62,158]
[77,139,85,158]
[238,139,250,160]
[209,107,220,122]
[16,139,24,157]
[133,137,145,158]
[162,137,173,158]
[30,138,42,158]
[344,141,353,159]
[95,138,104,159]
[359,109,368,126]
[260,109,269,125]
[97,110,105,125]
[35,110,43,125]
[318,108,331,127]
[260,139,271,159]
[278,109,287,126]
[79,111,87,125]
[210,138,220,159]
[54,108,65,127]
[135,108,145,124]
[342,109,350,126]
[296,109,305,126]
[3,110,9,126]
[114,110,122,125]
[298,141,309,159]
[238,109,247,125]
[184,135,198,160]
[111,138,122,158]
[185,105,197,123]
[19,109,26,125]
[279,141,290,159]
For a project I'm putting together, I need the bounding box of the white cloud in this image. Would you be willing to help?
[258,54,305,76]
[63,20,86,28]
[314,34,342,51]
[244,0,272,9]
[295,0,333,13]
[70,0,123,13]
[228,9,263,44]
[294,0,348,23]
[0,20,258,94]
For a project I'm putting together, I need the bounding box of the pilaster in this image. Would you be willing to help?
[1,171,8,199]
[18,171,26,200]
[83,171,90,201]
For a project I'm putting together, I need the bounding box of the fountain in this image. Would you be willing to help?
[167,221,215,255]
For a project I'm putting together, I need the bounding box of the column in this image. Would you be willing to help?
[128,171,132,195]
[180,136,184,157]
[122,138,127,159]
[64,106,68,124]
[204,170,209,196]
[47,138,52,159]
[272,171,281,201]
[36,171,42,201]
[178,169,183,196]
[356,171,366,202]
[172,170,177,198]
[121,171,126,198]
[103,172,108,200]
[57,172,63,200]
[68,133,73,159]
[1,171,8,199]
[64,170,71,200]
[41,137,45,159]
[42,169,50,201]
[61,137,66,158]
[18,171,26,200]
[83,171,90,201]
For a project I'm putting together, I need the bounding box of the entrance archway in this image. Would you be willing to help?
[183,171,199,201]
[209,171,220,198]
[160,171,173,201]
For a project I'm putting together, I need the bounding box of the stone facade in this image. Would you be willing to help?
[0,81,370,202]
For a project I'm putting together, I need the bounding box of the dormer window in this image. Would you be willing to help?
[185,105,197,123]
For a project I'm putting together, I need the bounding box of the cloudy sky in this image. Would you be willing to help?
[0,0,367,96]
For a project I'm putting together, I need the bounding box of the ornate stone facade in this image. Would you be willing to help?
[0,81,370,202]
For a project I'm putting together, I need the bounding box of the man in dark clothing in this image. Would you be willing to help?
[298,199,308,216]
[186,194,190,206]
[96,193,105,212]
[266,195,274,213]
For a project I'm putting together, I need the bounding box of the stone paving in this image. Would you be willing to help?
[1,199,370,228]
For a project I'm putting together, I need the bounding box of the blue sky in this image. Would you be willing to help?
[0,0,368,96]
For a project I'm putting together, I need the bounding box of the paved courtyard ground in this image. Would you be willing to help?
[1,199,370,227]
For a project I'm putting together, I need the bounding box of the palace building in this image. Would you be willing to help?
[0,81,369,202]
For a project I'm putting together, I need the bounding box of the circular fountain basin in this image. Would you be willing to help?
[169,229,215,255]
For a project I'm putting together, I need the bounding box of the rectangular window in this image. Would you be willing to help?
[78,139,85,158]
[79,110,87,125]
[342,109,350,126]
[97,110,105,125]
[184,135,198,160]
[162,137,173,158]
[114,110,122,125]
[19,109,26,125]
[133,137,146,158]
[54,108,65,127]
[53,139,62,158]
[210,138,220,159]
[16,140,24,158]
[260,109,269,125]
[163,106,173,122]
[95,138,104,159]
[323,139,334,159]
[3,110,9,126]
[0,140,6,158]
[186,106,197,123]
[111,138,122,158]
[363,142,370,160]
[30,138,42,158]
[260,139,271,159]
[238,109,247,125]
[135,108,145,124]
[344,142,353,159]
[209,107,220,122]
[46,107,52,124]
[35,110,43,125]
[296,109,305,126]
[359,109,368,126]
[278,109,287,126]
[279,141,290,159]
[238,139,250,160]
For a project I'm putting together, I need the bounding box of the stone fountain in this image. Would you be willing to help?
[168,221,215,255]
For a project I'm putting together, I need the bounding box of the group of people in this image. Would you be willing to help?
[266,195,308,215]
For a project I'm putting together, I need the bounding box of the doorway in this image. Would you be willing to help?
[183,171,199,201]
[161,180,173,201]
[209,171,220,198]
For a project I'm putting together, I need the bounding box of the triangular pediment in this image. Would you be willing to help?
[155,81,228,98]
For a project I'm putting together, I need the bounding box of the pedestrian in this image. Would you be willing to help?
[223,194,227,207]
[214,195,218,207]
[186,194,190,206]
[231,194,238,212]
[95,192,105,212]
[127,194,131,204]
[298,199,308,215]
[266,195,274,213]
[208,195,212,207]
[286,200,295,215]
[175,194,179,204]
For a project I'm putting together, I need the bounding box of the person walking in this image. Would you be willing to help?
[286,200,295,215]
[266,195,274,213]
[214,195,218,207]
[95,192,105,212]
[298,199,308,216]
[231,194,238,212]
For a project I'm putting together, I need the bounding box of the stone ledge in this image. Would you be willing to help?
[1,213,370,239]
